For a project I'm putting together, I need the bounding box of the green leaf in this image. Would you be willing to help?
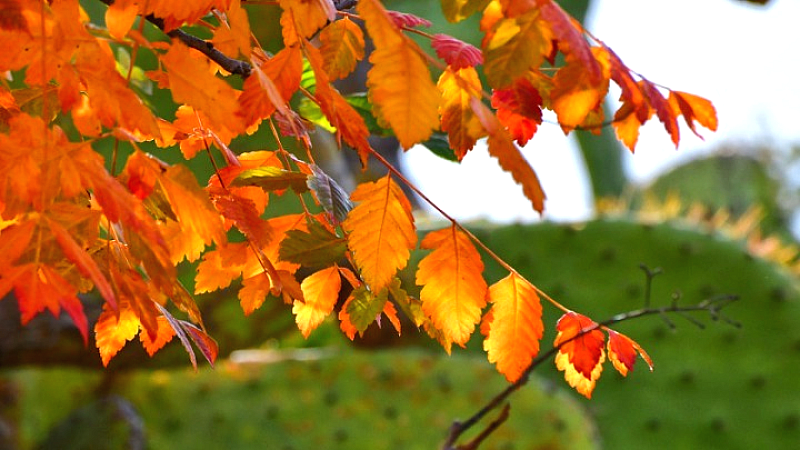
[346,285,388,334]
[421,131,458,162]
[298,98,336,132]
[344,93,393,136]
[231,167,309,192]
[307,164,353,225]
[278,219,347,268]
[388,279,425,327]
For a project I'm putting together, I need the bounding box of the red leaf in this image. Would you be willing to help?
[670,90,718,138]
[642,80,680,147]
[606,329,653,377]
[538,0,601,83]
[387,10,432,28]
[491,77,543,146]
[432,34,483,70]
[554,311,605,398]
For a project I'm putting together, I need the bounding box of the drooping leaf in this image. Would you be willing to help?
[95,302,141,367]
[421,132,459,162]
[231,166,310,193]
[320,16,365,80]
[210,190,273,249]
[642,80,680,147]
[278,0,335,45]
[139,316,176,357]
[432,34,483,70]
[343,175,417,293]
[483,9,551,89]
[179,320,219,367]
[239,272,273,315]
[307,164,354,226]
[438,67,487,159]
[237,45,302,127]
[293,265,342,337]
[359,0,440,149]
[386,10,432,28]
[554,311,606,399]
[538,0,602,83]
[195,242,248,294]
[606,329,653,377]
[669,90,718,138]
[482,273,543,382]
[471,98,546,213]
[550,46,611,131]
[416,225,487,348]
[279,219,347,268]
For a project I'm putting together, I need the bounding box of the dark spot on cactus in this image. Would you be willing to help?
[378,368,394,383]
[626,283,642,299]
[645,418,661,432]
[698,284,715,298]
[308,361,322,374]
[550,282,566,298]
[436,373,452,394]
[515,253,531,266]
[211,411,226,424]
[678,370,695,385]
[323,390,338,406]
[678,241,695,256]
[782,413,799,430]
[196,381,212,397]
[164,416,181,431]
[333,428,348,442]
[652,326,667,340]
[770,287,788,303]
[748,375,766,390]
[383,406,398,420]
[265,405,280,420]
[553,417,566,432]
[245,379,260,391]
[710,417,726,433]
[792,339,800,352]
[599,247,616,262]
[721,330,739,345]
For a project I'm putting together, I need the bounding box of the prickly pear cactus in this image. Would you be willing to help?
[468,215,799,449]
[9,350,598,450]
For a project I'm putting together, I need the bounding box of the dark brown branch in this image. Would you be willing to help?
[441,294,739,450]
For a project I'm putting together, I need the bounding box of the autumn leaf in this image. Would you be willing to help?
[293,265,342,337]
[438,67,486,159]
[307,164,353,226]
[386,10,432,28]
[441,0,491,23]
[161,42,243,134]
[482,273,543,382]
[343,175,417,294]
[538,0,602,83]
[483,9,552,89]
[669,90,718,138]
[140,316,176,357]
[359,0,440,148]
[642,80,680,147]
[320,17,365,80]
[345,285,389,334]
[239,272,273,315]
[491,76,543,146]
[554,311,606,398]
[212,0,252,59]
[432,34,483,70]
[416,225,487,348]
[195,242,249,294]
[279,0,335,45]
[550,46,611,131]
[237,45,302,127]
[231,166,309,193]
[471,98,546,213]
[606,329,653,377]
[279,219,347,269]
[95,301,141,367]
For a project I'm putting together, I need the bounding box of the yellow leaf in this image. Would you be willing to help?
[359,0,439,148]
[482,273,543,382]
[438,67,487,159]
[293,265,342,337]
[343,175,416,293]
[279,0,335,45]
[95,302,141,367]
[105,0,139,40]
[320,17,365,80]
[161,42,243,133]
[416,225,487,347]
[551,46,611,130]
[483,9,551,89]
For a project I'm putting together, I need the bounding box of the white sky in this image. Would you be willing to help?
[402,0,800,226]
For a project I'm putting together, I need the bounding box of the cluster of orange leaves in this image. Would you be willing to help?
[0,0,713,397]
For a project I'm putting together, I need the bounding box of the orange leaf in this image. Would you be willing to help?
[416,225,487,348]
[161,42,243,134]
[606,329,653,377]
[95,301,141,367]
[550,46,611,131]
[212,0,251,59]
[46,217,117,309]
[279,0,335,45]
[471,98,546,213]
[554,311,606,398]
[343,175,417,294]
[438,67,486,159]
[139,316,176,356]
[539,0,602,83]
[304,44,372,165]
[612,100,651,152]
[482,273,543,382]
[320,17,365,80]
[237,46,302,127]
[293,265,342,337]
[670,90,718,138]
[642,80,680,147]
[239,272,272,315]
[195,242,248,294]
[359,0,439,148]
